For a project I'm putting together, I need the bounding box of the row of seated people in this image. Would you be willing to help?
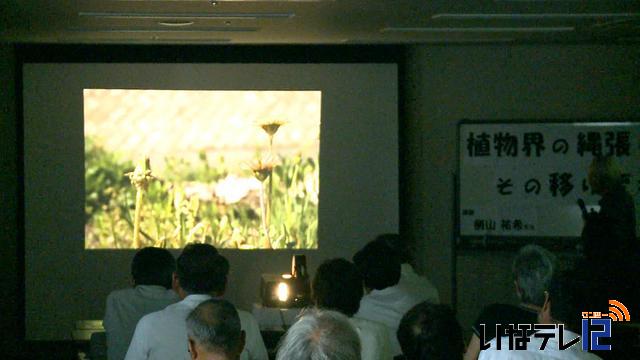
[103,234,439,359]
[104,237,602,360]
[278,244,603,360]
[104,234,440,360]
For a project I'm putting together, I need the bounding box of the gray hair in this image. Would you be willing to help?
[186,299,242,355]
[512,244,555,307]
[276,309,361,360]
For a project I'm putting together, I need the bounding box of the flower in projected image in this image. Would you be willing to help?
[125,157,157,248]
[249,157,277,249]
[259,120,285,137]
[259,120,286,152]
[250,158,275,182]
[125,157,156,190]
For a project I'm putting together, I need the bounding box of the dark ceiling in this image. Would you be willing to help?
[1,1,640,45]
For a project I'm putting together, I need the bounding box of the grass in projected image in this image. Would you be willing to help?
[84,89,320,249]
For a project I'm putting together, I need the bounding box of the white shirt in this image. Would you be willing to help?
[479,327,602,360]
[354,284,424,356]
[349,317,393,360]
[125,294,268,360]
[104,285,180,360]
[398,264,440,305]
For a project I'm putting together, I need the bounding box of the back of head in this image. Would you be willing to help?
[546,269,580,331]
[374,233,411,264]
[312,258,363,317]
[131,247,176,289]
[588,156,623,194]
[177,243,228,294]
[397,302,463,360]
[353,239,401,290]
[187,299,243,359]
[276,309,360,360]
[512,244,555,307]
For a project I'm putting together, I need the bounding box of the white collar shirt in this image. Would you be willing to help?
[354,284,423,356]
[349,317,393,360]
[125,294,268,360]
[104,285,179,360]
[478,327,602,360]
[398,263,440,305]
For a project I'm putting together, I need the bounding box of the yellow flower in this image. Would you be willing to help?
[125,157,155,190]
[250,159,274,182]
[260,120,285,137]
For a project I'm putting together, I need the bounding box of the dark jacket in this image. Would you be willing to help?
[582,184,637,264]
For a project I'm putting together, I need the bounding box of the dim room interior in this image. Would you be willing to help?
[1,1,640,358]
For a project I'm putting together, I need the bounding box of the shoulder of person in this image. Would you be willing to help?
[136,306,169,330]
[350,317,387,331]
[237,309,260,329]
[106,287,136,304]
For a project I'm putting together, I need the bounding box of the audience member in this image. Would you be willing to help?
[581,156,638,313]
[276,309,361,360]
[312,258,392,360]
[464,244,555,360]
[125,243,267,360]
[397,302,463,360]
[353,239,423,356]
[374,234,440,304]
[186,299,246,360]
[479,270,601,359]
[104,247,179,360]
[582,156,637,263]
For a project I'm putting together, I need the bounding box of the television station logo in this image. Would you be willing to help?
[479,299,631,352]
[581,299,631,351]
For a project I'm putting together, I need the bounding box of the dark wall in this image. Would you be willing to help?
[403,44,640,334]
[0,43,19,355]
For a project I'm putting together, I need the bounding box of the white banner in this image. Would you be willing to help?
[459,121,640,238]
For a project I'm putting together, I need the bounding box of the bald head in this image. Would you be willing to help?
[186,299,245,360]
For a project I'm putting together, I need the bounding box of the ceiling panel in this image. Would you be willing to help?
[1,0,639,44]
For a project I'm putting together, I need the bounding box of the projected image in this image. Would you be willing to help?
[84,90,320,249]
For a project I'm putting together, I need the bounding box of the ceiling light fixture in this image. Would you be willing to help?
[68,27,258,33]
[381,26,574,33]
[158,21,195,27]
[432,13,640,20]
[79,11,295,20]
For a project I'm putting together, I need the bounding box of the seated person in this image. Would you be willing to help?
[397,302,464,360]
[374,234,440,304]
[276,309,361,360]
[312,258,392,360]
[104,247,180,360]
[186,299,246,360]
[464,244,555,360]
[353,239,423,356]
[479,270,601,359]
[125,243,267,360]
